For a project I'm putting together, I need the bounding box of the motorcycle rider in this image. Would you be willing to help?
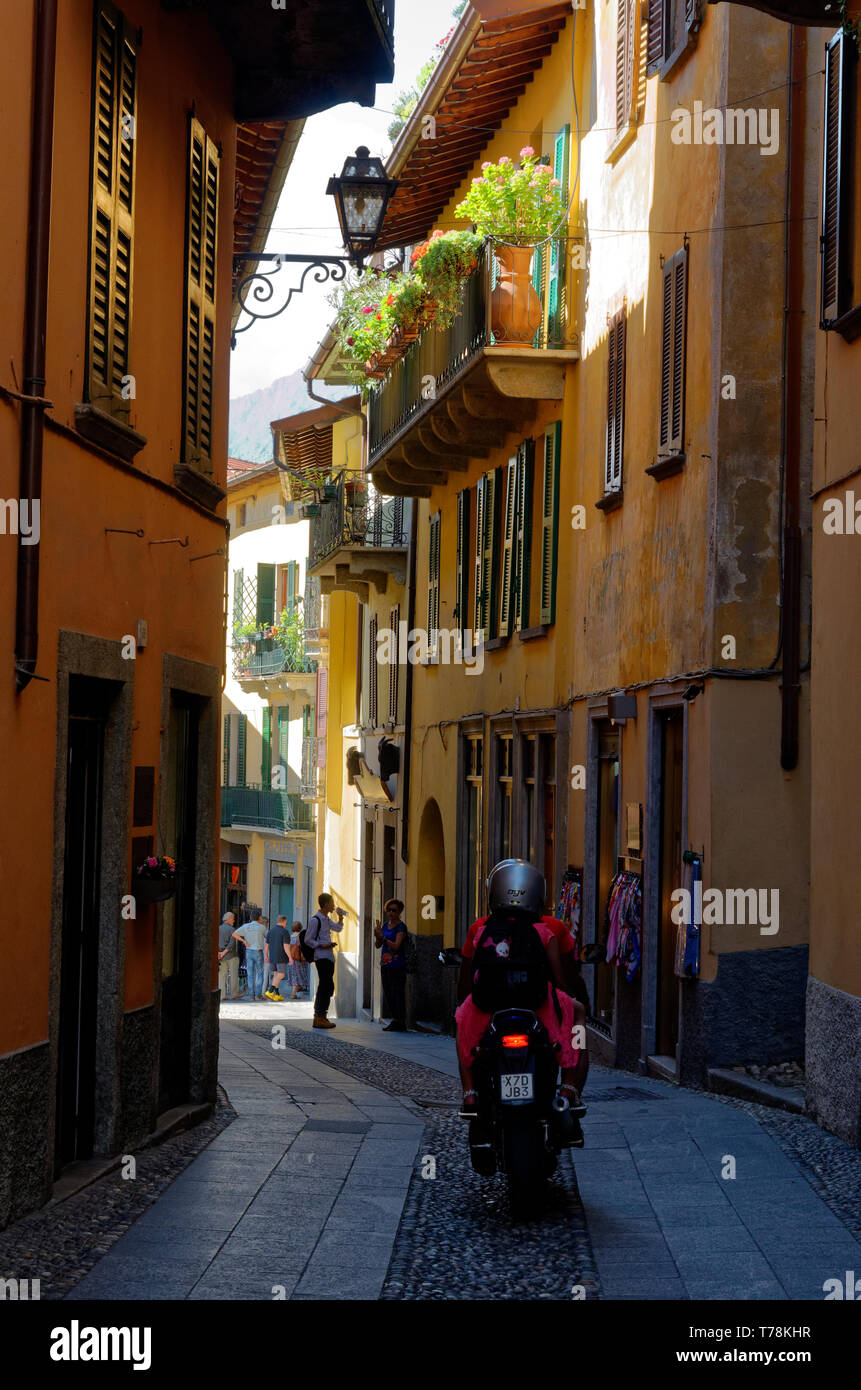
[455,859,588,1137]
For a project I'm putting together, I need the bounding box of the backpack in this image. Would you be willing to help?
[469,913,551,1013]
[402,929,418,976]
[299,915,321,964]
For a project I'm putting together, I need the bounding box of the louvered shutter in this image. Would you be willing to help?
[616,0,635,132]
[286,561,298,612]
[389,604,400,720]
[646,0,667,75]
[87,1,137,419]
[223,715,230,784]
[605,309,626,492]
[540,422,561,625]
[427,512,441,654]
[498,459,518,639]
[548,126,571,345]
[262,707,272,787]
[369,614,378,728]
[659,247,688,457]
[455,488,470,634]
[481,470,500,640]
[232,568,244,631]
[474,477,486,636]
[256,564,276,626]
[821,32,855,325]
[514,439,534,632]
[184,117,220,471]
[236,715,247,788]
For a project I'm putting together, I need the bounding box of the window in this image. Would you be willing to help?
[223,712,247,786]
[276,707,289,785]
[368,613,378,728]
[464,733,484,932]
[237,503,247,528]
[495,733,514,862]
[523,735,537,863]
[474,471,500,641]
[427,512,440,657]
[615,0,637,133]
[232,568,244,634]
[514,439,535,632]
[183,116,220,472]
[455,488,471,637]
[279,561,299,614]
[605,308,626,494]
[658,246,688,461]
[87,0,138,421]
[821,31,859,331]
[388,604,400,723]
[498,459,518,639]
[262,706,272,787]
[646,0,702,79]
[539,423,561,625]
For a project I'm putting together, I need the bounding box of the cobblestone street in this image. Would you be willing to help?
[4,1019,858,1303]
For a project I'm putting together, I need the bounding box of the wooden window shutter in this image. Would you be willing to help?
[616,0,636,132]
[87,0,137,420]
[232,568,244,630]
[236,714,247,788]
[539,422,561,625]
[184,116,220,471]
[222,715,230,784]
[646,0,667,75]
[388,604,400,721]
[548,126,571,345]
[256,564,276,626]
[821,32,855,326]
[455,488,470,634]
[605,308,626,492]
[427,511,441,654]
[474,477,486,636]
[369,614,378,728]
[514,439,534,632]
[262,707,272,787]
[659,246,688,457]
[498,458,518,639]
[285,560,298,611]
[481,469,500,640]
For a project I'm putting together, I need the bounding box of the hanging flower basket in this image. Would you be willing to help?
[322,483,338,501]
[133,856,179,906]
[302,503,321,517]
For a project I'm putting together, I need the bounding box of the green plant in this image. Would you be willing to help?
[453,148,568,243]
[329,269,431,382]
[413,229,483,327]
[234,621,259,641]
[272,604,306,670]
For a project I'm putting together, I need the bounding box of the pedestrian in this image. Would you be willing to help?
[233,910,268,1001]
[217,911,239,1001]
[374,898,408,1032]
[263,915,291,1002]
[305,893,345,1029]
[287,920,310,1000]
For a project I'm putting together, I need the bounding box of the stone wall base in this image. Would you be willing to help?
[805,975,861,1148]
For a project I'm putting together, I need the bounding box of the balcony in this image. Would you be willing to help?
[221,785,316,834]
[308,477,410,601]
[232,637,315,688]
[367,238,580,497]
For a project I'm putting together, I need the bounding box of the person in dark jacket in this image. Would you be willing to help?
[374,899,407,1032]
[217,912,238,1000]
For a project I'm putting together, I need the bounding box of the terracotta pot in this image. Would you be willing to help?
[491,243,543,347]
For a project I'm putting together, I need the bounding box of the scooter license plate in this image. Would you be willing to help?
[500,1072,533,1101]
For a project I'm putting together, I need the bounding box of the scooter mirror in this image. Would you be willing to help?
[438,948,463,968]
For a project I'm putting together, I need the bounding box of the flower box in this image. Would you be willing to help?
[133,875,179,906]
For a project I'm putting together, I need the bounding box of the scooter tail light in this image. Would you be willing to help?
[502,1033,529,1048]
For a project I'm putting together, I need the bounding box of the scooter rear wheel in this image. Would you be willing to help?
[503,1126,545,1220]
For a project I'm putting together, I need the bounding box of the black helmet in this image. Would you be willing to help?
[486,858,545,917]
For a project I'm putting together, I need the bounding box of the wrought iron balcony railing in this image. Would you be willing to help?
[221,784,315,833]
[232,638,314,682]
[369,0,395,52]
[368,236,580,463]
[309,478,409,570]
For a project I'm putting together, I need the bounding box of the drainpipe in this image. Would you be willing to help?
[399,498,418,866]
[15,0,57,693]
[780,25,805,770]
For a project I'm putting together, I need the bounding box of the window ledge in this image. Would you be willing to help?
[605,120,638,166]
[483,636,509,652]
[517,624,550,643]
[174,463,226,511]
[75,403,147,462]
[646,453,686,481]
[826,304,861,343]
[595,488,624,514]
[658,28,699,83]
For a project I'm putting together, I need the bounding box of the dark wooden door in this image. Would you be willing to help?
[159,696,199,1112]
[657,709,684,1057]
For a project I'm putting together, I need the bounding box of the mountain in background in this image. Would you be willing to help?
[228,370,352,463]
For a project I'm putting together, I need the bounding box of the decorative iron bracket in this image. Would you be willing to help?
[231,252,351,346]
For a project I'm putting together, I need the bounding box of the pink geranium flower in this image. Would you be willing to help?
[520,145,535,158]
[499,156,511,165]
[362,306,374,314]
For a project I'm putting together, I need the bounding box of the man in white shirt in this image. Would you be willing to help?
[233,911,268,1001]
[305,893,345,1028]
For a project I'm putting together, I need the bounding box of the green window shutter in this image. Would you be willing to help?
[473,477,486,637]
[286,561,298,612]
[483,469,500,639]
[262,707,272,787]
[232,568,244,631]
[821,32,855,325]
[278,706,290,763]
[236,714,247,788]
[498,458,518,639]
[548,125,570,345]
[427,512,441,652]
[514,439,534,632]
[87,1,137,420]
[223,714,230,784]
[605,308,626,492]
[368,614,378,727]
[183,116,220,471]
[256,563,276,626]
[455,487,470,634]
[539,422,561,625]
[659,246,688,457]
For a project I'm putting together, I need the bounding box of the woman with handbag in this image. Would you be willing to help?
[287,921,310,1000]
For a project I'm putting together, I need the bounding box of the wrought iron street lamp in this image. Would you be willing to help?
[232,146,397,346]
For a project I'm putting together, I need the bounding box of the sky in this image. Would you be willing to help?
[229,0,461,399]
